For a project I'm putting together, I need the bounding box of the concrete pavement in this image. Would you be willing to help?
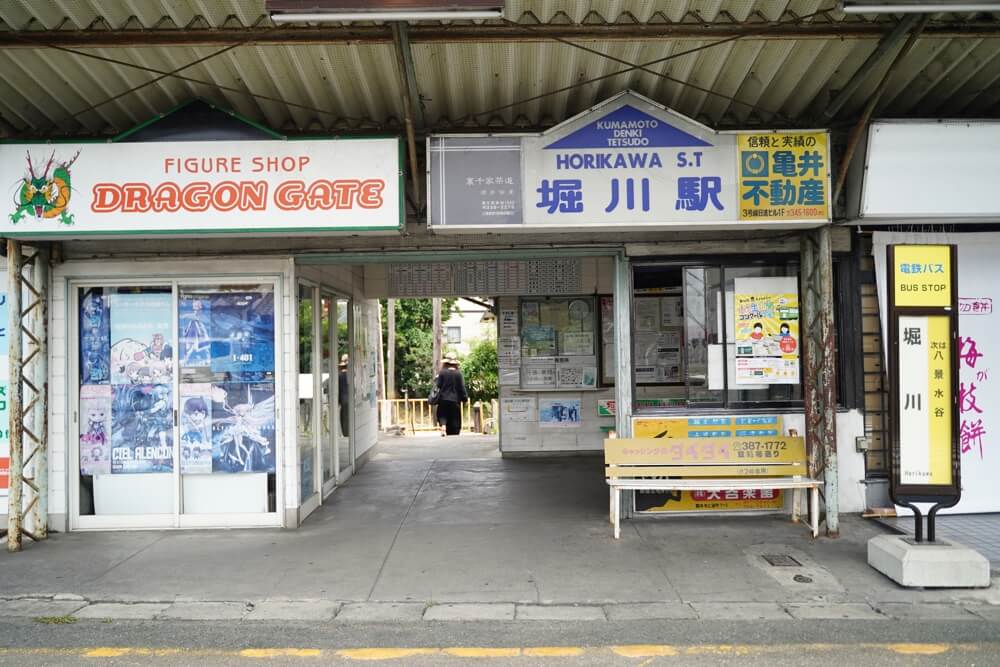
[1,434,997,622]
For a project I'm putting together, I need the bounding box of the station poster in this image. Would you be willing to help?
[733,277,800,385]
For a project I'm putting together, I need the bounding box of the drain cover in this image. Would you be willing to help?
[763,554,802,567]
[793,574,814,583]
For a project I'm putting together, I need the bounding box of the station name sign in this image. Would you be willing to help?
[428,91,830,232]
[0,138,402,237]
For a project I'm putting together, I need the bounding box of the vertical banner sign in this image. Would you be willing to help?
[889,244,960,502]
[737,132,830,222]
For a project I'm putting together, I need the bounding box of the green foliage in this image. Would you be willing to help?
[382,298,457,397]
[461,337,498,404]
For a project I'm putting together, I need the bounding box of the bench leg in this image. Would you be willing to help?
[613,487,621,540]
[791,488,801,524]
[810,486,819,538]
[609,486,615,525]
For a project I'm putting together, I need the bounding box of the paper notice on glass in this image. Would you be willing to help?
[498,337,521,366]
[656,365,681,383]
[708,344,725,390]
[521,301,540,327]
[603,343,616,378]
[635,366,657,383]
[561,331,594,356]
[661,296,683,327]
[635,298,660,332]
[556,365,598,389]
[499,367,521,386]
[499,308,518,336]
[522,363,556,388]
[634,333,660,366]
[600,296,614,338]
[522,325,557,357]
[501,397,536,423]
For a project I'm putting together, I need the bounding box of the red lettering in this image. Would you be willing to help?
[359,179,384,209]
[274,180,305,210]
[91,184,123,213]
[181,182,212,212]
[121,183,151,212]
[240,181,268,211]
[150,182,182,212]
[211,181,241,212]
[305,181,336,210]
[331,180,361,210]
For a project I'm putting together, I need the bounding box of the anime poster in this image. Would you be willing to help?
[80,290,110,385]
[178,296,212,368]
[211,382,276,473]
[180,383,213,474]
[79,384,111,476]
[539,397,582,428]
[109,292,173,385]
[209,292,275,377]
[733,277,800,385]
[110,384,173,474]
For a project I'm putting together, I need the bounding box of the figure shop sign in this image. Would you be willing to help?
[0,138,402,237]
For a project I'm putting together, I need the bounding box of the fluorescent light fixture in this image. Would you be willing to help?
[841,1,1000,11]
[271,10,502,22]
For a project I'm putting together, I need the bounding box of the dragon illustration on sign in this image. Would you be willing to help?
[10,149,81,225]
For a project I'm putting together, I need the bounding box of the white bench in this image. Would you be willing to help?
[604,436,822,539]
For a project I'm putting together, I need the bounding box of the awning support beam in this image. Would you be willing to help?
[391,22,424,210]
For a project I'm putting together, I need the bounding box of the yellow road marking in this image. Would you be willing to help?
[0,642,990,660]
[886,643,951,655]
[522,647,585,657]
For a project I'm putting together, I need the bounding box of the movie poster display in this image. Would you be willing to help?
[109,292,173,385]
[111,383,174,474]
[179,297,212,367]
[180,383,214,474]
[211,382,276,473]
[79,384,111,476]
[209,292,275,378]
[80,290,111,384]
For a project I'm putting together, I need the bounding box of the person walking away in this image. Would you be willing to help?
[338,354,349,438]
[434,354,468,436]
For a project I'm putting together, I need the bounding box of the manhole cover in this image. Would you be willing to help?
[762,554,802,567]
[793,574,814,584]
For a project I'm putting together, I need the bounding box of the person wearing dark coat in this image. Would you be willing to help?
[434,354,468,436]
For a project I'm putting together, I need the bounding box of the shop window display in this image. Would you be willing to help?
[77,284,277,517]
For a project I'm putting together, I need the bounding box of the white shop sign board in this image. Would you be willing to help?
[860,121,1000,220]
[0,138,402,238]
[875,231,1000,514]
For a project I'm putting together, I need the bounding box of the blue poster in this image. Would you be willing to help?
[178,297,212,368]
[109,292,173,385]
[80,290,110,384]
[110,384,173,474]
[211,382,276,473]
[180,383,213,474]
[209,293,275,378]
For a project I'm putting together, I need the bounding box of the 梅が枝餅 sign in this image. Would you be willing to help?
[0,138,402,237]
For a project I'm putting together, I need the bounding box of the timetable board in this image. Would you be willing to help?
[387,259,582,297]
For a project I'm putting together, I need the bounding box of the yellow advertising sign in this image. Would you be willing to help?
[898,315,953,486]
[632,415,783,440]
[635,488,784,513]
[733,282,800,384]
[892,245,952,308]
[737,132,830,221]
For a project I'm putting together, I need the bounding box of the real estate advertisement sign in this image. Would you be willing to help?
[0,138,402,237]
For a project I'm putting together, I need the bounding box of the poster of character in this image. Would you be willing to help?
[539,397,582,428]
[180,383,213,474]
[211,382,276,473]
[80,290,110,385]
[109,292,173,385]
[209,292,275,377]
[733,277,800,385]
[79,384,111,476]
[178,296,212,368]
[111,384,174,474]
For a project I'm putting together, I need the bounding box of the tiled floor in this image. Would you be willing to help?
[876,514,1000,564]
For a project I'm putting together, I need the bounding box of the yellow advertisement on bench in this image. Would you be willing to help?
[631,416,785,513]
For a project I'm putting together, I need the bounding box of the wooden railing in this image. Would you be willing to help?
[379,398,497,434]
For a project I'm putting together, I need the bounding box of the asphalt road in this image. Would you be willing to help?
[2,617,999,665]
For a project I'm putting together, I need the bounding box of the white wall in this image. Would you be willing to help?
[443,299,493,356]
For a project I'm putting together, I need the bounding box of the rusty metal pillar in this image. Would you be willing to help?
[801,226,839,536]
[6,240,24,552]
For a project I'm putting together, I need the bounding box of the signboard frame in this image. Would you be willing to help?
[0,135,405,239]
[887,244,961,508]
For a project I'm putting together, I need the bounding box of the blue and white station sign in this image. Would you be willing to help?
[428,91,826,232]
